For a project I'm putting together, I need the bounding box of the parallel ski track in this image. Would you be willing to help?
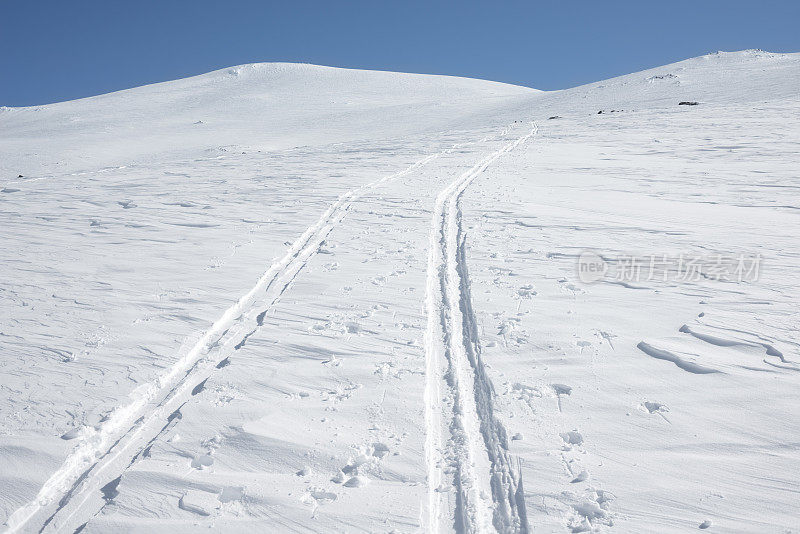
[3,136,485,534]
[424,125,535,533]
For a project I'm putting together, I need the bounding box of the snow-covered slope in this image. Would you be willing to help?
[0,63,535,177]
[1,50,799,533]
[504,49,800,119]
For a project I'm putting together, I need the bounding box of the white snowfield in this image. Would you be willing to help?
[0,49,798,533]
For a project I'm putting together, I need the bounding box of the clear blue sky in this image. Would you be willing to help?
[2,0,799,106]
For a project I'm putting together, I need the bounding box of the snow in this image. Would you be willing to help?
[1,50,799,533]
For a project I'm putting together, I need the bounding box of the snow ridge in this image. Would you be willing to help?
[424,125,535,533]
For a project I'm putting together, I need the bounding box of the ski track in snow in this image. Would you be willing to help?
[424,125,535,533]
[2,140,467,534]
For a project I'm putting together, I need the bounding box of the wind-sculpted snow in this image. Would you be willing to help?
[458,95,800,532]
[2,50,800,533]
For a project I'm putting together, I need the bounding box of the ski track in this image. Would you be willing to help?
[3,139,464,534]
[424,125,535,533]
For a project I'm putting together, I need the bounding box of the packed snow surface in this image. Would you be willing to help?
[1,50,799,533]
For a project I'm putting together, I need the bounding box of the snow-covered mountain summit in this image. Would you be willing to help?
[0,63,535,176]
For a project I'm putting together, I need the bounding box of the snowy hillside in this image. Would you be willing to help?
[0,63,535,177]
[1,50,799,533]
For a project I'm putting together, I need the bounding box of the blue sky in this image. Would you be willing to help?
[2,0,799,106]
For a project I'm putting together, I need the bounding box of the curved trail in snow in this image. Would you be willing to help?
[3,140,460,534]
[424,125,535,533]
